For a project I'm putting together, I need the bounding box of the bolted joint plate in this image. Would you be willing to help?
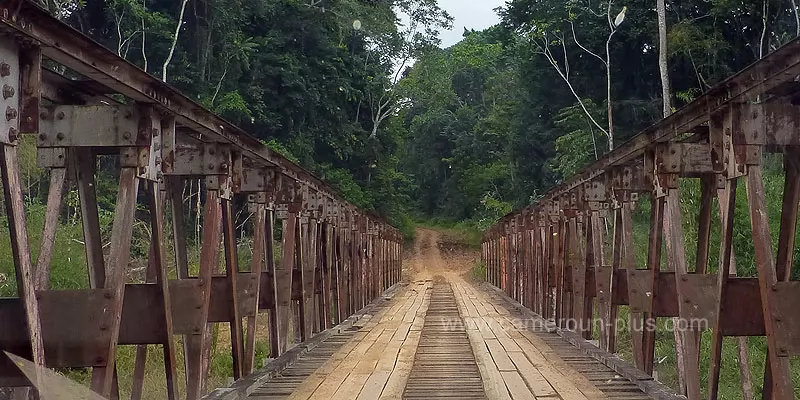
[0,37,20,145]
[134,105,162,181]
[655,142,717,176]
[325,199,339,224]
[274,173,303,207]
[164,142,231,177]
[36,147,67,169]
[39,104,140,148]
[237,165,273,194]
[303,187,325,219]
[275,203,289,220]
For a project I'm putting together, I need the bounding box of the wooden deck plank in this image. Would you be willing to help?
[357,371,392,400]
[403,283,486,399]
[289,282,430,400]
[507,351,558,397]
[486,339,517,372]
[252,274,654,400]
[379,330,422,399]
[500,371,536,400]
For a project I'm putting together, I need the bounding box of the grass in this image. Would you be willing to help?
[416,217,482,249]
[469,260,487,282]
[0,202,92,297]
[0,199,277,398]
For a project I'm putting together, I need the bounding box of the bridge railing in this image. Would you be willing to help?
[482,34,800,399]
[0,2,403,399]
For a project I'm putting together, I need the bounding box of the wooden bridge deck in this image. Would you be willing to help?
[237,276,662,400]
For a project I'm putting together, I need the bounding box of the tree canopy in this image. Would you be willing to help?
[40,0,800,233]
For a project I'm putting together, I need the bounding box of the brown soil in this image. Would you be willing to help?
[405,228,480,283]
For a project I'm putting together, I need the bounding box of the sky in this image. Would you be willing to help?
[437,0,506,48]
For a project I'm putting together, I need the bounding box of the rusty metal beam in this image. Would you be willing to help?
[0,7,404,399]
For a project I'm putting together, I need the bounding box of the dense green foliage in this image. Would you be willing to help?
[35,0,800,233]
[398,0,800,227]
[50,0,453,239]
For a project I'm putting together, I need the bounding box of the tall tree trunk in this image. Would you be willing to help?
[141,0,148,72]
[656,2,689,395]
[163,0,191,82]
[792,0,800,37]
[605,41,614,151]
[657,0,672,117]
[759,0,768,59]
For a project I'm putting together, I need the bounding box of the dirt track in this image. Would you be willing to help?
[405,228,478,283]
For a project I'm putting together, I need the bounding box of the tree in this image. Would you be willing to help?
[500,0,628,151]
[162,0,190,82]
[363,0,453,140]
[657,0,671,117]
[40,0,83,19]
[397,28,520,219]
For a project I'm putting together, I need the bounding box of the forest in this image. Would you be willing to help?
[1,0,800,398]
[15,0,796,235]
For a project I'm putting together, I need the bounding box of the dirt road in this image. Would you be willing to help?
[405,228,478,283]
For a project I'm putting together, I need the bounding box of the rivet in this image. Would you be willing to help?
[6,106,17,121]
[2,84,14,99]
[56,132,65,140]
[208,163,215,170]
[104,292,112,299]
[39,111,48,120]
[681,276,688,282]
[95,357,104,364]
[38,133,46,141]
[0,63,10,77]
[56,111,65,120]
[772,284,778,292]
[100,324,107,331]
[8,127,18,142]
[123,131,131,140]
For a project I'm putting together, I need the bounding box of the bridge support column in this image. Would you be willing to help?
[0,37,45,392]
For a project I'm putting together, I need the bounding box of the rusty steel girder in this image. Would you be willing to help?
[0,5,404,400]
[482,36,800,400]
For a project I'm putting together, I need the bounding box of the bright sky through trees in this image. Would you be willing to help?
[437,0,504,47]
